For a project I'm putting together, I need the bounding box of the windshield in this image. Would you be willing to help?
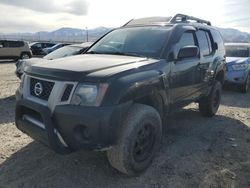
[88,26,170,58]
[226,46,250,57]
[44,46,82,60]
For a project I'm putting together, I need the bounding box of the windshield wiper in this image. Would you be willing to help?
[106,52,146,58]
[86,51,147,58]
[86,51,103,54]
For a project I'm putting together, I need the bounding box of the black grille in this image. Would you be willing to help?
[30,78,55,100]
[61,84,73,102]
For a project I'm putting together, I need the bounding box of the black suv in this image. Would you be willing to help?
[15,14,225,175]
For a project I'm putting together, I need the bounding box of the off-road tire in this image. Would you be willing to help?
[199,81,222,117]
[107,104,162,176]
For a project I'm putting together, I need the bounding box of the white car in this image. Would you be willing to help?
[15,42,93,78]
[0,40,32,60]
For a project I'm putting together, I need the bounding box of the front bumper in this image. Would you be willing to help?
[15,91,131,154]
[225,70,248,85]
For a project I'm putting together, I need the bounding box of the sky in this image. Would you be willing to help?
[0,0,249,33]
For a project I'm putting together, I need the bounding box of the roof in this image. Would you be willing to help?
[125,17,172,26]
[123,14,211,27]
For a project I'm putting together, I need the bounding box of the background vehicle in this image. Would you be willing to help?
[15,42,93,78]
[42,43,71,55]
[0,40,32,60]
[30,42,56,55]
[15,14,225,176]
[224,43,250,93]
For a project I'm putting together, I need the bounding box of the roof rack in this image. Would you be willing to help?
[170,14,211,26]
[122,14,211,27]
[122,17,172,27]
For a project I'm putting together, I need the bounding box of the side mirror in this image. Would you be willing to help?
[178,46,199,59]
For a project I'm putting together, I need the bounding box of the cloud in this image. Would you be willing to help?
[0,0,89,15]
[222,0,250,30]
[0,19,46,33]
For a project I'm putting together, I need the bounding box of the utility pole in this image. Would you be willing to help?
[86,27,88,42]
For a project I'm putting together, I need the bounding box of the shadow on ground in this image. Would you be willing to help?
[221,89,250,108]
[0,95,15,124]
[0,107,249,188]
[0,60,16,64]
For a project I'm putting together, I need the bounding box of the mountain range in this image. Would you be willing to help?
[0,26,249,43]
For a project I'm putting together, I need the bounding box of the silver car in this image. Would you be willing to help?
[0,40,32,60]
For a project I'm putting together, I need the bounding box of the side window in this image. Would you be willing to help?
[0,41,4,48]
[8,41,24,48]
[196,30,212,56]
[3,41,9,48]
[47,43,55,47]
[205,32,212,53]
[34,43,42,48]
[211,30,224,50]
[177,32,195,49]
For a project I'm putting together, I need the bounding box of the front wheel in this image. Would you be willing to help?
[107,104,162,176]
[199,81,222,117]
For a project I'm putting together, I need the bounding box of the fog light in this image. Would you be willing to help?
[75,125,91,142]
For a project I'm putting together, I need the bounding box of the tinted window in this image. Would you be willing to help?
[0,41,6,47]
[177,32,195,48]
[46,43,55,47]
[33,43,42,48]
[226,46,250,57]
[89,26,170,58]
[196,30,211,56]
[8,41,24,48]
[206,32,212,52]
[211,29,224,50]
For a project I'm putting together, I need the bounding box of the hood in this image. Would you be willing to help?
[25,54,156,81]
[24,58,48,66]
[19,58,47,71]
[226,57,249,65]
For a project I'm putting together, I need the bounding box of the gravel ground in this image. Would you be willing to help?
[0,62,249,188]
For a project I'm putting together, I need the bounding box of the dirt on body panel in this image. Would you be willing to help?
[0,62,249,188]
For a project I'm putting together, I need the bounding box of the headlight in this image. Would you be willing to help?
[231,64,248,71]
[71,83,108,106]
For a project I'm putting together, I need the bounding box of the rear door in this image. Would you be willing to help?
[8,41,24,57]
[0,41,11,58]
[170,31,200,104]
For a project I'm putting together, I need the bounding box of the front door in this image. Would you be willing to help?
[170,31,200,105]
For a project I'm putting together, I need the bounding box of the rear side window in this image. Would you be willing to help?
[0,41,5,47]
[8,41,24,48]
[34,43,42,48]
[196,30,212,56]
[46,43,55,47]
[211,29,224,50]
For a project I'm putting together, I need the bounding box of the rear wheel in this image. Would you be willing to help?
[240,74,250,93]
[107,104,162,176]
[199,81,222,117]
[20,53,31,59]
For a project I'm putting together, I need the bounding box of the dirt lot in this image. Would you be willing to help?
[0,61,249,188]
